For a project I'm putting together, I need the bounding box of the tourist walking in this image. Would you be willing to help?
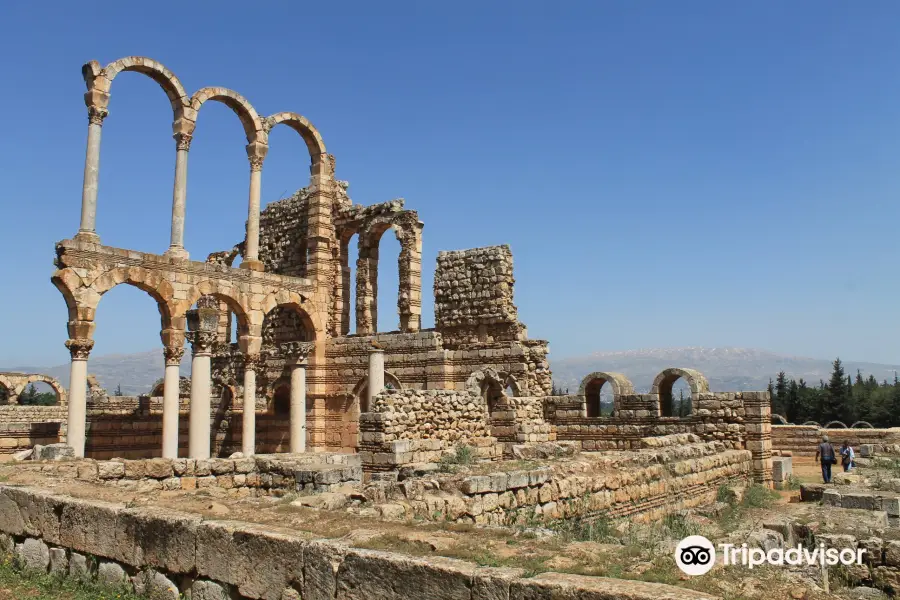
[815,435,837,483]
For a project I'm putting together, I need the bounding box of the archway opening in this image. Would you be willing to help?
[584,379,613,418]
[659,376,693,417]
[185,100,256,260]
[19,381,61,406]
[341,232,359,335]
[376,227,402,333]
[482,379,505,415]
[0,383,10,405]
[95,72,176,255]
[273,382,291,416]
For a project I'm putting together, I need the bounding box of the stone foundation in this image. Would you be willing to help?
[0,484,718,600]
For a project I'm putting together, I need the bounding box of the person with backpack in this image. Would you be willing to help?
[815,435,837,483]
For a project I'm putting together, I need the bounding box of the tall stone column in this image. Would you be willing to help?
[398,220,424,333]
[241,142,268,272]
[355,235,378,335]
[187,308,218,459]
[165,118,195,260]
[242,354,260,456]
[161,346,184,458]
[65,338,93,457]
[282,342,313,454]
[76,90,110,244]
[367,347,385,412]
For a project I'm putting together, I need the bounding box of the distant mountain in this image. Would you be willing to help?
[5,346,899,398]
[4,349,190,396]
[550,347,900,394]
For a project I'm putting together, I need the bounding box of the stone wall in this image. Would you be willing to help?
[15,453,361,496]
[772,425,900,456]
[434,245,524,347]
[363,434,751,526]
[0,484,717,600]
[548,390,773,485]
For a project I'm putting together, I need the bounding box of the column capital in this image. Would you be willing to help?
[164,346,185,366]
[188,331,216,357]
[87,105,109,126]
[280,341,314,365]
[246,141,268,172]
[174,132,193,151]
[65,338,94,360]
[243,353,262,371]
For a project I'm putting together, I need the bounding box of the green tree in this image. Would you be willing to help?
[774,371,788,416]
[823,359,847,422]
[114,384,123,397]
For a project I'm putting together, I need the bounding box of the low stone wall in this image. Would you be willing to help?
[15,453,361,496]
[0,484,718,600]
[772,425,900,456]
[363,434,752,525]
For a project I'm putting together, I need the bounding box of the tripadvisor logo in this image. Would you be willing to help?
[675,535,716,576]
[675,535,867,575]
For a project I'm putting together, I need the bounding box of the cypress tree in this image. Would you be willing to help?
[826,358,847,422]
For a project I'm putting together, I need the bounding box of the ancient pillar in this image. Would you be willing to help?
[242,354,259,456]
[187,308,218,459]
[367,347,385,411]
[398,220,424,333]
[282,342,313,453]
[241,142,268,272]
[165,118,195,260]
[65,339,93,457]
[743,391,774,488]
[355,234,378,335]
[161,346,184,458]
[76,90,110,244]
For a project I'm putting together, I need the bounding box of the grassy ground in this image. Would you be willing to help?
[0,557,146,600]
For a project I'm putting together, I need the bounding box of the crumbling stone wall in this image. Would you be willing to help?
[257,189,310,277]
[434,245,525,346]
[364,434,751,526]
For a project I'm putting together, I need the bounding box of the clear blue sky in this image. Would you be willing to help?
[1,2,899,368]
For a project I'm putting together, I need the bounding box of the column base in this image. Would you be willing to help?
[164,246,190,261]
[240,259,265,272]
[73,231,100,244]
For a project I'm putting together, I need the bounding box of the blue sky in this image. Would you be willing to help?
[1,2,899,368]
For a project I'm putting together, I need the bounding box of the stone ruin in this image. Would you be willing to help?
[0,54,817,600]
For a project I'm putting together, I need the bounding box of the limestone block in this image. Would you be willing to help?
[59,496,121,558]
[302,540,345,600]
[116,507,200,573]
[879,496,900,517]
[509,572,719,599]
[17,537,50,572]
[97,560,128,585]
[800,483,825,503]
[69,551,93,580]
[196,520,305,600]
[48,547,67,575]
[336,548,476,600]
[98,461,125,479]
[145,458,175,479]
[2,486,64,544]
[822,489,842,507]
[132,569,180,600]
[771,456,792,482]
[32,444,75,461]
[861,444,875,458]
[192,579,233,600]
[843,492,877,511]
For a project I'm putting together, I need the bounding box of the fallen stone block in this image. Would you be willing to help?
[32,444,74,461]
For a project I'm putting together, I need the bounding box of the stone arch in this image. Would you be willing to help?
[353,372,403,413]
[851,421,875,429]
[86,56,189,116]
[190,87,265,144]
[265,112,327,171]
[181,282,251,338]
[269,376,292,416]
[825,420,848,429]
[651,368,709,417]
[90,268,177,326]
[261,293,322,342]
[771,414,789,425]
[466,369,507,415]
[22,375,67,406]
[577,372,634,418]
[802,421,821,427]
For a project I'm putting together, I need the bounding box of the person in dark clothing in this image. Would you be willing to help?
[815,435,837,483]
